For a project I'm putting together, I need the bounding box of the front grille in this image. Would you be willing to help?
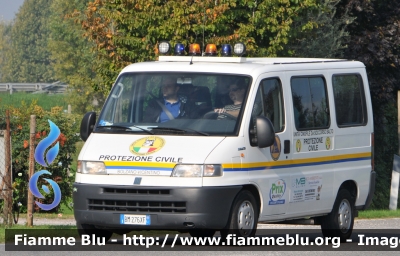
[103,188,170,195]
[88,199,186,213]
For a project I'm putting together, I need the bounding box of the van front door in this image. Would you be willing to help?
[245,74,292,218]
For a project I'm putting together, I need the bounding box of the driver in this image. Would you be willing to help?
[143,76,199,123]
[214,80,247,119]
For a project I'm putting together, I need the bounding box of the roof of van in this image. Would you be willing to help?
[120,56,366,75]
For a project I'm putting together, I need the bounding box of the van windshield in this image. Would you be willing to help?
[96,72,251,136]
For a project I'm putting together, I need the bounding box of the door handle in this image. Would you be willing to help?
[284,140,290,154]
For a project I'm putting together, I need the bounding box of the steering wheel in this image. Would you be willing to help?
[203,110,237,120]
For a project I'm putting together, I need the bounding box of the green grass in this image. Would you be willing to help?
[0,92,68,111]
[358,209,400,219]
[26,213,75,219]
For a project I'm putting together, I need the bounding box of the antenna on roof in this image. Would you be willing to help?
[202,9,206,56]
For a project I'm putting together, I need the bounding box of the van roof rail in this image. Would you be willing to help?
[271,60,350,65]
[158,56,353,65]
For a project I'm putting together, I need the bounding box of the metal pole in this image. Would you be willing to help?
[27,115,36,226]
[4,110,12,226]
[392,90,400,210]
[398,91,400,156]
[390,155,400,210]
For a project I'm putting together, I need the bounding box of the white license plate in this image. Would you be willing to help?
[120,214,151,225]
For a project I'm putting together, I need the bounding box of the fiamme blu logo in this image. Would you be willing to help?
[28,120,62,211]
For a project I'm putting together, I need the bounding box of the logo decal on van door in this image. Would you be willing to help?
[325,137,331,150]
[270,136,281,161]
[296,139,301,152]
[269,179,286,205]
[130,136,165,155]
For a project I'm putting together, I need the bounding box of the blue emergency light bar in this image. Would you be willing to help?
[174,43,185,56]
[158,42,246,57]
[221,44,232,57]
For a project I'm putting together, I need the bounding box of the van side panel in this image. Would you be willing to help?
[329,69,373,207]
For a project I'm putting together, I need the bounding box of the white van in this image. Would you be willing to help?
[74,43,375,241]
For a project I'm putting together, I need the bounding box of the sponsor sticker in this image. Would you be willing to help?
[290,175,323,203]
[269,179,286,205]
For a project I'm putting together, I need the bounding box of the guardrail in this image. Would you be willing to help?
[0,82,68,94]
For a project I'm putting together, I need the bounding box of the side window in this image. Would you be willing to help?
[251,78,285,132]
[291,76,329,130]
[332,74,367,127]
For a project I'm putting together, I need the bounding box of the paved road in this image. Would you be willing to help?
[8,216,400,228]
[1,218,400,255]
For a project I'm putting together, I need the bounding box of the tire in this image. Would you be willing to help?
[76,222,113,243]
[321,189,355,241]
[189,229,216,237]
[221,190,259,238]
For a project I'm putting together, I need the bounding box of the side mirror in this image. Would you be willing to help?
[80,112,96,141]
[256,116,275,148]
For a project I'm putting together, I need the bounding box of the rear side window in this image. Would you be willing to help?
[332,74,367,127]
[291,77,330,130]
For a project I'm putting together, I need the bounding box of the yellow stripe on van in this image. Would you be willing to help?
[104,161,176,168]
[223,152,371,171]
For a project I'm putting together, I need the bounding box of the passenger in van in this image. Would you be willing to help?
[143,76,199,123]
[214,80,247,119]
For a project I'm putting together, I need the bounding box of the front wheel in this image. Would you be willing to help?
[221,190,258,238]
[320,189,355,241]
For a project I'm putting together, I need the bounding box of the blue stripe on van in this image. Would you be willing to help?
[224,156,371,172]
[106,166,172,171]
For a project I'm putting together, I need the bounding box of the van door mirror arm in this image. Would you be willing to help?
[80,112,97,141]
[253,116,275,148]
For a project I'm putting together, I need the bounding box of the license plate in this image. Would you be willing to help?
[120,214,151,225]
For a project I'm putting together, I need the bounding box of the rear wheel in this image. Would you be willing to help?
[221,190,258,238]
[77,222,113,243]
[321,189,355,241]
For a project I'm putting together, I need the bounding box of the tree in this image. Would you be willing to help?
[338,0,400,208]
[282,0,355,58]
[1,0,55,83]
[48,0,105,114]
[0,19,12,82]
[79,0,319,94]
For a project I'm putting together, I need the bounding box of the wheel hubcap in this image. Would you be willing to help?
[338,198,352,232]
[237,200,254,236]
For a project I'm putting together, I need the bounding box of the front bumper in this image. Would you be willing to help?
[73,183,242,230]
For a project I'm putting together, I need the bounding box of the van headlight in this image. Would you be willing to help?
[171,164,222,177]
[77,161,107,175]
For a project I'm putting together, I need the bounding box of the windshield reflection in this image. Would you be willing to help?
[96,73,251,136]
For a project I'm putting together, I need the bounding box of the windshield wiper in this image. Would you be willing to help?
[97,125,154,135]
[151,127,209,136]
